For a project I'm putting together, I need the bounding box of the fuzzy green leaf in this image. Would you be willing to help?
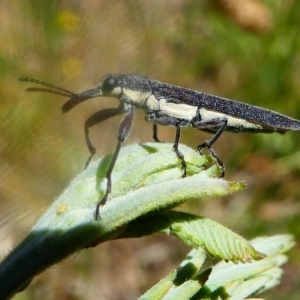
[0,143,244,299]
[121,211,265,263]
[139,270,177,300]
[199,235,295,299]
[139,235,295,300]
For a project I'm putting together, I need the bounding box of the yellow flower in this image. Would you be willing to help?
[57,10,80,32]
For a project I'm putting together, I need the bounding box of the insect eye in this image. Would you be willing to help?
[102,76,118,95]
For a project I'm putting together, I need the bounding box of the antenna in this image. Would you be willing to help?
[19,77,77,98]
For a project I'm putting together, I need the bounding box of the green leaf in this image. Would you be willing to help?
[139,270,177,300]
[139,235,295,300]
[0,142,244,299]
[163,280,202,300]
[122,211,265,263]
[199,235,295,299]
[158,211,265,263]
[175,248,207,285]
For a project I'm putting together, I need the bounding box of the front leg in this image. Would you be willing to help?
[84,106,124,169]
[192,117,228,177]
[95,106,135,219]
[148,112,186,177]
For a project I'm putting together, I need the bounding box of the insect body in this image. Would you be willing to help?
[20,74,300,219]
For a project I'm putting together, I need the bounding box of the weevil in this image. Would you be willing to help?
[20,74,300,219]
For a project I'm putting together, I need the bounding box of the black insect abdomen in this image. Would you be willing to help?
[150,79,300,130]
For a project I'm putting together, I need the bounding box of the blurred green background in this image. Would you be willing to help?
[1,0,300,299]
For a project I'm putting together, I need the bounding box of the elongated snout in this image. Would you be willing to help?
[62,86,103,113]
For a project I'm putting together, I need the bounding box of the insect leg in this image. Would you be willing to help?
[192,118,227,177]
[153,124,160,142]
[147,112,186,176]
[85,107,123,169]
[95,106,135,219]
[173,123,187,177]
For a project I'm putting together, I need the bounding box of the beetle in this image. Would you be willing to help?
[20,74,300,219]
